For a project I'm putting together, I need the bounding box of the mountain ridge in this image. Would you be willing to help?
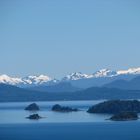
[104,76,140,90]
[0,67,140,88]
[1,83,140,102]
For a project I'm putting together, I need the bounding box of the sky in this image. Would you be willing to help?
[0,0,140,78]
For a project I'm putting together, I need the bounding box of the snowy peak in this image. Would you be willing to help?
[62,72,93,81]
[0,74,52,86]
[62,69,117,81]
[93,69,117,78]
[0,75,23,85]
[93,67,140,78]
[62,67,140,81]
[117,67,140,75]
[0,67,140,86]
[22,75,52,85]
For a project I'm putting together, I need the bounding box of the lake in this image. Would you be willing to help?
[0,100,140,140]
[0,100,111,123]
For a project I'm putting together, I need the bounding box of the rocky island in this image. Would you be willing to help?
[52,104,78,112]
[26,114,42,120]
[25,103,40,111]
[87,100,140,114]
[110,111,139,121]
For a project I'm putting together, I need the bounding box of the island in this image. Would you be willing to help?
[87,100,140,114]
[52,104,78,112]
[25,103,40,111]
[110,111,139,121]
[26,114,42,120]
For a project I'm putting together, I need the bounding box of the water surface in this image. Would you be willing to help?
[0,100,111,124]
[1,100,140,140]
[0,122,140,140]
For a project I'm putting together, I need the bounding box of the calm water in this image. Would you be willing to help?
[1,100,140,140]
[1,122,140,140]
[0,100,112,123]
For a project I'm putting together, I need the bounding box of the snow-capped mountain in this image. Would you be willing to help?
[0,67,140,87]
[62,67,140,81]
[0,75,23,85]
[117,67,140,75]
[0,74,52,87]
[22,75,52,85]
[62,72,93,81]
[93,69,117,78]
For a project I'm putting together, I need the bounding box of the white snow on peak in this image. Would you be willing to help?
[117,67,140,75]
[62,72,93,81]
[62,67,140,81]
[0,75,23,85]
[93,69,117,77]
[0,74,52,86]
[22,75,52,85]
[0,67,140,86]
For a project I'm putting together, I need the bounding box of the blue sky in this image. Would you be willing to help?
[0,0,140,78]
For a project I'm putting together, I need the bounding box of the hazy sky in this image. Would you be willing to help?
[0,0,140,78]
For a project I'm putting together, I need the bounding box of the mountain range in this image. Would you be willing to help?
[29,82,81,93]
[104,76,140,90]
[1,83,140,102]
[1,67,140,102]
[0,67,140,90]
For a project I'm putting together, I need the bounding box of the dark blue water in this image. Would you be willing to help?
[0,122,140,140]
[1,100,140,140]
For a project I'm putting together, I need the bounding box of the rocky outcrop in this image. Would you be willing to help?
[25,103,40,111]
[26,114,42,120]
[52,104,78,112]
[110,112,138,121]
[87,100,140,114]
